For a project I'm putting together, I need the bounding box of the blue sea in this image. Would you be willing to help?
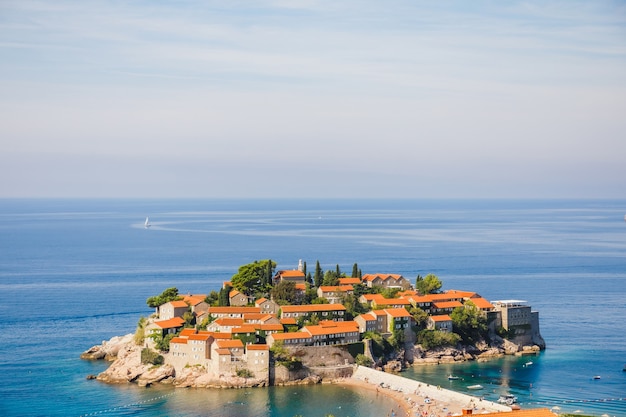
[1,199,625,417]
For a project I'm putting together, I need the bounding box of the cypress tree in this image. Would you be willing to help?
[351,263,358,278]
[314,260,322,288]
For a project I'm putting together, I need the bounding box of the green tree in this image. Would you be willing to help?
[408,306,429,329]
[218,285,231,306]
[302,261,307,278]
[314,260,323,288]
[322,270,340,286]
[271,280,297,305]
[342,293,367,320]
[417,329,460,350]
[414,273,442,295]
[146,287,181,309]
[205,290,219,306]
[263,259,273,287]
[381,287,400,299]
[450,300,488,345]
[351,263,358,278]
[231,260,276,295]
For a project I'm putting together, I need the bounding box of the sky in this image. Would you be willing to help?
[1,0,625,199]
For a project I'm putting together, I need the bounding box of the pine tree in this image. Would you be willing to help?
[351,263,358,278]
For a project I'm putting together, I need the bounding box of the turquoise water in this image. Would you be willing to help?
[1,199,625,416]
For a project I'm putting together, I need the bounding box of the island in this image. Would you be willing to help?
[83,260,548,415]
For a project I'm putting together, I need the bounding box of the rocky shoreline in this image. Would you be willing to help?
[82,334,541,389]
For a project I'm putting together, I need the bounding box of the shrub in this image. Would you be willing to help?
[141,348,164,365]
[355,354,374,367]
[236,368,254,378]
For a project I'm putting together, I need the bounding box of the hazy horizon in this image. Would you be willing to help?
[1,1,625,199]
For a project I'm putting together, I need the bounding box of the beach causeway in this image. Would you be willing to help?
[345,366,512,417]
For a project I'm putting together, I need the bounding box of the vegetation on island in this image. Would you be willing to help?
[144,259,502,361]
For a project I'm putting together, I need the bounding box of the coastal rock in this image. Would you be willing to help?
[81,334,134,361]
[136,364,175,387]
[97,343,148,384]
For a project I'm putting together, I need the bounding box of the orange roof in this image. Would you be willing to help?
[166,300,188,308]
[375,298,411,306]
[445,289,477,298]
[360,294,385,301]
[295,283,307,290]
[384,308,412,318]
[270,332,309,341]
[469,297,494,309]
[231,325,256,333]
[242,313,272,321]
[153,317,185,329]
[170,337,188,344]
[433,301,463,309]
[280,304,346,313]
[215,348,231,355]
[280,317,297,325]
[200,331,232,339]
[362,273,404,282]
[179,328,197,336]
[215,339,244,349]
[229,289,241,297]
[430,314,452,322]
[259,323,284,331]
[338,277,361,285]
[319,285,354,292]
[208,306,261,314]
[214,318,245,326]
[188,333,212,341]
[247,344,269,351]
[277,270,305,277]
[398,290,418,297]
[480,408,556,417]
[183,295,206,306]
[304,323,359,336]
[255,297,269,304]
[356,312,377,322]
[407,295,432,304]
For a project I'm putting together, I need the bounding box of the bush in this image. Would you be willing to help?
[355,354,374,367]
[417,330,460,350]
[236,368,254,378]
[141,348,164,365]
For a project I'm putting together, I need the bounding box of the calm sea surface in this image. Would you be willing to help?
[1,199,625,417]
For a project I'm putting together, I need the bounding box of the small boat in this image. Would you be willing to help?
[144,217,151,228]
[524,361,533,367]
[498,394,518,405]
[467,384,483,390]
[592,375,601,380]
[448,374,460,380]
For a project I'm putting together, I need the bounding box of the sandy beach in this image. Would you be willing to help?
[338,366,512,417]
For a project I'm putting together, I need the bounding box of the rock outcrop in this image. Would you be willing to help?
[81,334,134,361]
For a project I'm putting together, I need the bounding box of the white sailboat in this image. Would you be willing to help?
[144,217,151,228]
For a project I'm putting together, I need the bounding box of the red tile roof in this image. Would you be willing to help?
[277,270,305,278]
[247,344,269,351]
[433,301,463,309]
[384,308,412,318]
[280,304,346,313]
[169,300,189,308]
[208,306,261,314]
[270,332,309,341]
[338,277,361,285]
[430,314,452,322]
[152,317,185,329]
[469,297,494,309]
[215,339,244,349]
[362,273,404,282]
